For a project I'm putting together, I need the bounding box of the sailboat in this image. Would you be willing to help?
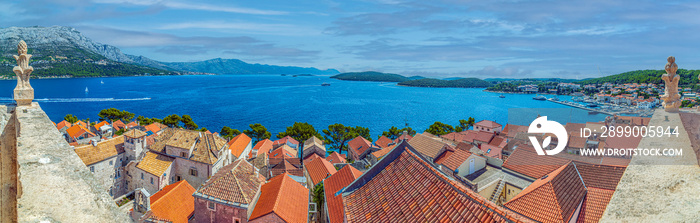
[100,80,104,84]
[85,87,89,93]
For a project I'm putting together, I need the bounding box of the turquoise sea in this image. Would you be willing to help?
[0,75,608,139]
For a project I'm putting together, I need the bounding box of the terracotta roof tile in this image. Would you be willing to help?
[269,158,303,177]
[325,165,362,223]
[502,145,570,179]
[126,121,138,128]
[137,152,174,177]
[480,144,502,159]
[475,120,502,129]
[195,159,263,205]
[269,147,294,159]
[249,173,309,223]
[148,181,196,223]
[503,124,528,138]
[228,133,252,158]
[488,136,507,147]
[370,145,394,160]
[273,136,299,147]
[56,120,72,130]
[393,132,413,144]
[326,152,346,164]
[305,157,337,186]
[94,120,110,129]
[143,123,164,134]
[474,131,495,143]
[504,162,587,223]
[347,136,373,158]
[576,188,615,223]
[573,162,626,190]
[374,135,393,148]
[303,153,322,164]
[75,120,88,128]
[434,149,472,171]
[253,139,274,155]
[440,132,468,143]
[342,141,531,223]
[74,136,124,166]
[407,133,451,160]
[112,120,126,131]
[66,124,96,139]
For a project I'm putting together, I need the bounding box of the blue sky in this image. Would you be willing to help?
[1,0,699,78]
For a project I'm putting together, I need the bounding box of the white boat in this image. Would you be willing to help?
[100,80,104,84]
[85,87,89,93]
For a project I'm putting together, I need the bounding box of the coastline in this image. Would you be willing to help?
[482,89,562,95]
[0,72,218,80]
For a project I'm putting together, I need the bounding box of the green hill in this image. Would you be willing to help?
[398,78,492,88]
[577,69,700,86]
[331,71,410,82]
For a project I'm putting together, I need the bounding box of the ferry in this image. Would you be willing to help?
[533,95,546,101]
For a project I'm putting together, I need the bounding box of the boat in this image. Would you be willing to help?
[100,80,104,84]
[499,94,505,98]
[586,103,599,108]
[85,87,89,93]
[533,95,546,101]
[588,111,599,115]
[321,83,330,86]
[292,75,298,77]
[551,96,559,101]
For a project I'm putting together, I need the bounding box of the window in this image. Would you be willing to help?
[233,218,240,223]
[90,166,94,172]
[141,173,144,179]
[190,168,198,177]
[208,201,215,211]
[181,152,187,157]
[109,160,113,165]
[150,177,154,184]
[176,176,181,181]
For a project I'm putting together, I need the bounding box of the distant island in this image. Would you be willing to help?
[331,71,410,82]
[331,71,493,88]
[398,78,493,88]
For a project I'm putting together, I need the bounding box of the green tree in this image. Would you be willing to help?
[456,117,475,132]
[426,121,454,136]
[162,114,182,128]
[137,115,162,125]
[64,114,78,123]
[220,126,241,140]
[243,123,271,143]
[353,126,372,142]
[381,126,416,140]
[323,124,355,155]
[199,127,208,132]
[277,122,323,157]
[312,182,325,221]
[98,108,134,122]
[181,115,198,130]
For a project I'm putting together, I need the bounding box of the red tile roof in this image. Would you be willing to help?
[249,173,309,223]
[342,141,532,222]
[112,120,126,131]
[370,145,394,160]
[269,158,303,177]
[228,133,252,158]
[576,188,615,223]
[303,153,322,164]
[440,132,469,143]
[75,120,88,128]
[474,131,495,143]
[434,149,473,171]
[502,145,570,179]
[324,165,363,223]
[572,162,626,191]
[273,136,299,147]
[480,143,502,159]
[66,124,96,139]
[269,147,294,159]
[304,157,337,186]
[148,181,196,223]
[374,135,393,148]
[503,124,528,138]
[253,139,274,155]
[407,133,450,160]
[143,123,164,134]
[504,162,587,223]
[393,132,413,144]
[347,136,372,158]
[488,136,507,148]
[126,121,138,128]
[94,120,110,129]
[326,151,346,164]
[56,120,72,130]
[195,159,263,205]
[475,120,502,128]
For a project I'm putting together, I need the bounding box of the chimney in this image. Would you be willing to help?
[91,139,98,147]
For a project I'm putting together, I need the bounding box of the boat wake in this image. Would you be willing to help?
[0,97,152,103]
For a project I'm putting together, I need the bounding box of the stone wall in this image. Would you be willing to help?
[193,197,249,223]
[1,103,129,222]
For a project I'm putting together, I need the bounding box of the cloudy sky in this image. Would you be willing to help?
[1,0,699,78]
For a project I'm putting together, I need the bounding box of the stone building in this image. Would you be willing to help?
[123,128,148,162]
[74,136,128,198]
[192,159,264,223]
[302,135,327,159]
[132,151,175,195]
[145,128,231,190]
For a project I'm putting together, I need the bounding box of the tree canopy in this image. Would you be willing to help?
[381,126,416,140]
[455,117,475,132]
[425,121,454,136]
[322,124,372,155]
[162,114,182,128]
[220,126,241,140]
[277,122,322,147]
[98,108,135,122]
[64,114,78,123]
[243,123,271,143]
[181,115,198,130]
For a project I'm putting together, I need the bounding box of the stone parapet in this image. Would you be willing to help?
[1,103,130,222]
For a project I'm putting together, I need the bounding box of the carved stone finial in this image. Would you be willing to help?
[12,40,34,106]
[660,56,680,112]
